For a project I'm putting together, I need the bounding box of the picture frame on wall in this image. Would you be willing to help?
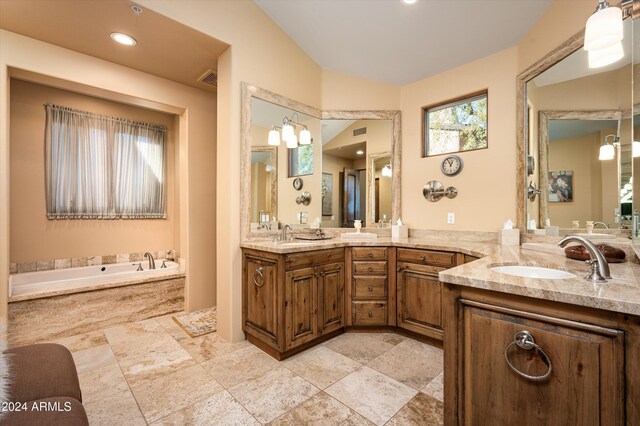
[322,172,333,216]
[548,170,573,202]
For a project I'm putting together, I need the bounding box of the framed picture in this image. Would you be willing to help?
[548,170,573,202]
[322,172,333,216]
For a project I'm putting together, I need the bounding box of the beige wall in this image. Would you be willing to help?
[321,69,401,111]
[400,47,519,231]
[548,133,603,228]
[9,79,179,263]
[0,29,217,321]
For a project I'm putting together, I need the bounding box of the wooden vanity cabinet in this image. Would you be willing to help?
[444,286,639,425]
[396,248,463,341]
[243,248,344,358]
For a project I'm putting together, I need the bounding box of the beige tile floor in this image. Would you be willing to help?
[51,314,444,425]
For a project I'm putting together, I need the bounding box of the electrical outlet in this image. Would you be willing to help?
[447,212,455,224]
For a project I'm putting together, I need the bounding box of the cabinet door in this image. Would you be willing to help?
[285,267,318,350]
[317,262,345,335]
[460,301,624,425]
[397,262,442,339]
[243,254,279,348]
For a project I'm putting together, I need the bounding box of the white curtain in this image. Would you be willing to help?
[45,104,167,219]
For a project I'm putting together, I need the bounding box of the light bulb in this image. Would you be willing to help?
[588,41,624,68]
[299,129,311,145]
[584,6,623,51]
[633,141,640,158]
[268,129,281,146]
[599,144,615,160]
[286,134,298,149]
[282,124,294,141]
[110,32,137,46]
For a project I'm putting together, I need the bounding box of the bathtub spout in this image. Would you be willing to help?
[144,252,156,270]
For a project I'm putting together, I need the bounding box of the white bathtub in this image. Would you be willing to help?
[10,260,181,299]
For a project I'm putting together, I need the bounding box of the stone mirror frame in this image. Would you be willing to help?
[241,82,402,239]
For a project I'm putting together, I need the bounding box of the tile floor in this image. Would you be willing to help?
[50,314,444,425]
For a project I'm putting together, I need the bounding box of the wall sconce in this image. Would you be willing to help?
[382,164,392,177]
[598,134,618,161]
[584,0,626,68]
[267,113,312,148]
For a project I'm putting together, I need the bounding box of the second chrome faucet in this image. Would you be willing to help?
[558,236,611,283]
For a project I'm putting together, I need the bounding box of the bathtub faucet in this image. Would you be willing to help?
[144,252,156,270]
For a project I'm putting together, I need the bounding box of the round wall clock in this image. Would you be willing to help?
[293,177,304,190]
[441,155,463,176]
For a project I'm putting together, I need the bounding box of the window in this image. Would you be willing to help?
[289,144,314,177]
[45,104,167,219]
[423,91,488,157]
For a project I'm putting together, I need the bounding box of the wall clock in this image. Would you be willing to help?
[441,155,463,176]
[293,177,304,190]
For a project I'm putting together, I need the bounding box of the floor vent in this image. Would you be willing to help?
[353,127,367,136]
[197,69,218,88]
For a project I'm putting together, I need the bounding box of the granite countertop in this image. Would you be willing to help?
[240,236,497,258]
[241,237,640,316]
[440,246,640,316]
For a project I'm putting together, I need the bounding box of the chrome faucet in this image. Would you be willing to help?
[592,221,609,229]
[558,236,611,283]
[280,224,293,242]
[144,252,156,270]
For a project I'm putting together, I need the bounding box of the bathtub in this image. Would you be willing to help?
[9,260,181,299]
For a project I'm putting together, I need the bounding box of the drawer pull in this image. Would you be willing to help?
[419,255,426,261]
[368,286,373,292]
[319,271,325,277]
[253,267,265,287]
[368,267,373,272]
[368,311,373,318]
[368,252,374,258]
[504,331,552,382]
[396,266,405,272]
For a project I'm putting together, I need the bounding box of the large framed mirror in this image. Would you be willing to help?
[517,8,636,239]
[241,83,401,238]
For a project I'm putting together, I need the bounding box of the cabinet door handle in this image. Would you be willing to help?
[253,267,265,287]
[319,271,325,277]
[396,266,405,272]
[314,272,319,277]
[419,255,426,261]
[368,286,373,292]
[368,311,373,318]
[504,331,552,382]
[368,252,373,258]
[368,267,373,272]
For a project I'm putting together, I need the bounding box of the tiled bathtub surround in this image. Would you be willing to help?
[7,277,185,347]
[10,249,175,274]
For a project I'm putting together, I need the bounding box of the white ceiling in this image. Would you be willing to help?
[255,0,554,86]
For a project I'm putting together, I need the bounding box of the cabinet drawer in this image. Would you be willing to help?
[352,247,388,261]
[353,261,387,275]
[353,276,387,300]
[397,248,456,267]
[353,302,387,325]
[285,248,344,270]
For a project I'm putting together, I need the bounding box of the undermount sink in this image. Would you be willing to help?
[278,241,317,246]
[490,265,576,280]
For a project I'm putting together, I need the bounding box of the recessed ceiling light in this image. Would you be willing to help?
[356,150,364,155]
[402,0,418,5]
[110,32,137,46]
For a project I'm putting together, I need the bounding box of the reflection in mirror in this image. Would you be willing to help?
[250,97,321,231]
[525,17,633,236]
[634,16,640,242]
[321,120,392,228]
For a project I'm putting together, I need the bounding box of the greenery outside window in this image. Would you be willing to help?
[423,91,488,157]
[289,144,314,177]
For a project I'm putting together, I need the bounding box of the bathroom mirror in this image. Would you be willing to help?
[241,83,401,238]
[517,14,635,235]
[321,119,393,228]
